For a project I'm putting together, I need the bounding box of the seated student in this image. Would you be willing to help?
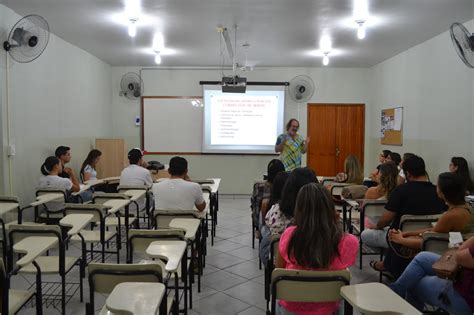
[251,159,285,234]
[80,149,102,182]
[368,150,391,181]
[397,152,415,185]
[362,155,446,277]
[334,155,364,184]
[38,156,80,212]
[152,156,206,213]
[259,171,290,266]
[120,148,153,187]
[120,148,153,210]
[449,156,474,194]
[364,162,399,200]
[390,236,474,315]
[389,172,472,250]
[55,145,77,179]
[265,167,317,235]
[276,183,358,315]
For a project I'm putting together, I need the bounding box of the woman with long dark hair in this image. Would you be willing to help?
[80,149,102,182]
[276,183,358,314]
[449,156,474,194]
[365,162,399,200]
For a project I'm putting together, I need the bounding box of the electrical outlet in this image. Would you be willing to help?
[7,144,15,156]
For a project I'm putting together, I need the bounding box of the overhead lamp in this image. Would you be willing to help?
[128,18,138,37]
[322,52,330,66]
[154,51,161,64]
[356,20,366,39]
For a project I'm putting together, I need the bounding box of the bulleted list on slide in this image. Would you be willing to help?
[210,94,279,145]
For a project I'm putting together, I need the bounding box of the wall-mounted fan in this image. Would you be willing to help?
[450,22,474,68]
[3,14,50,63]
[120,72,144,100]
[288,75,315,103]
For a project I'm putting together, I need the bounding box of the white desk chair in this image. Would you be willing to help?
[0,258,36,315]
[64,204,120,263]
[8,222,87,315]
[270,268,351,315]
[87,262,171,315]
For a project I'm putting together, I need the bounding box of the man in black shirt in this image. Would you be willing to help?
[362,155,446,277]
[55,146,73,179]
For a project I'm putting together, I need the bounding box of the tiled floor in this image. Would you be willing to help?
[11,195,380,314]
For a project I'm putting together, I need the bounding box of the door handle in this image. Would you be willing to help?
[336,147,340,157]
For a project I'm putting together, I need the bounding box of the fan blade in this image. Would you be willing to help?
[11,27,26,46]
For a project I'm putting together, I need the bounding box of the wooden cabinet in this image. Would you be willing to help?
[307,104,365,176]
[95,139,127,178]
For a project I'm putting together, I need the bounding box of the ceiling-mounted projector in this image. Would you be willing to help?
[222,75,247,93]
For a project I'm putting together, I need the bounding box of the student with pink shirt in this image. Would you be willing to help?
[276,183,359,315]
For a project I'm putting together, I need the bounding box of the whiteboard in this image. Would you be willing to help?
[142,97,203,153]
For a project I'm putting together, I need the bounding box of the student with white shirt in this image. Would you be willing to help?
[120,148,154,211]
[38,156,80,212]
[120,149,153,187]
[153,156,206,212]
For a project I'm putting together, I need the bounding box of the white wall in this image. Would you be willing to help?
[111,67,372,194]
[368,20,474,180]
[0,4,113,203]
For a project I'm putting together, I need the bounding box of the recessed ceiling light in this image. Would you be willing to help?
[154,52,161,64]
[356,20,366,39]
[128,18,138,37]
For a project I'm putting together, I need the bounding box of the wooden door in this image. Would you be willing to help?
[307,105,337,176]
[307,104,365,176]
[95,139,127,178]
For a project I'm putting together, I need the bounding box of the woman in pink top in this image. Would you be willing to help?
[276,183,359,315]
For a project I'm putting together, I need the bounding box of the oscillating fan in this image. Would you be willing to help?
[3,14,50,63]
[450,22,474,68]
[120,72,144,100]
[288,75,315,103]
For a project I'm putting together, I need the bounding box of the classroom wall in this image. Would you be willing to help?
[0,4,113,203]
[368,19,474,181]
[111,67,372,194]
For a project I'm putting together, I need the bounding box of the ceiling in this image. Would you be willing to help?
[1,0,473,67]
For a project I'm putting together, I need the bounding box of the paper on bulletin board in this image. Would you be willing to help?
[394,108,402,131]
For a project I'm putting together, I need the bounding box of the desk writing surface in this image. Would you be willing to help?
[341,283,421,315]
[0,202,19,216]
[146,240,187,272]
[106,282,165,315]
[14,236,58,266]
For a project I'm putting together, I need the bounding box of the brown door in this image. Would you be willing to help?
[307,104,365,176]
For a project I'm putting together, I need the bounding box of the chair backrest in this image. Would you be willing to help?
[422,232,449,255]
[92,192,129,205]
[399,214,442,232]
[64,203,107,223]
[35,187,67,199]
[0,196,19,204]
[330,184,350,197]
[88,262,164,294]
[128,229,185,262]
[8,224,62,246]
[0,258,5,314]
[269,234,281,268]
[271,268,351,303]
[153,210,196,229]
[117,185,149,192]
[360,201,387,231]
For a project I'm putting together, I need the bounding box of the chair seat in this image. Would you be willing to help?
[19,256,79,274]
[101,216,137,227]
[99,296,174,315]
[38,212,64,219]
[9,289,35,313]
[71,230,116,243]
[4,221,44,230]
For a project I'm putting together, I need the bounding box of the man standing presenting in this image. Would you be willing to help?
[275,119,310,171]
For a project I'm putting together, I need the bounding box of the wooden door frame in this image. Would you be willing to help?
[306,103,365,170]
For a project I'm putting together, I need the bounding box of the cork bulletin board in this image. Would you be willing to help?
[381,107,403,146]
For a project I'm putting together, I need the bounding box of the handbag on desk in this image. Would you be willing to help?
[432,248,461,280]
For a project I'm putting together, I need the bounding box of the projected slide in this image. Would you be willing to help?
[203,85,285,154]
[210,94,278,145]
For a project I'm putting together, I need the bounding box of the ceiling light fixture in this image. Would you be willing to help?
[322,52,330,66]
[154,51,161,64]
[128,18,138,37]
[356,20,366,39]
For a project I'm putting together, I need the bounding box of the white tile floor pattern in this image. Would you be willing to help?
[11,195,379,315]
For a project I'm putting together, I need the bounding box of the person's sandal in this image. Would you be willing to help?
[369,260,386,272]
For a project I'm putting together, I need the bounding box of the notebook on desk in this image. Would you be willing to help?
[195,179,215,184]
